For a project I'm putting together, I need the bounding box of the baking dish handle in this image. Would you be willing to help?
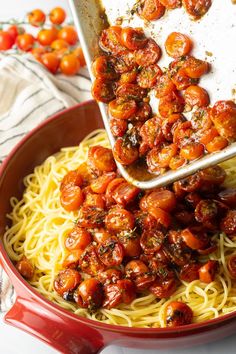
[4,296,105,354]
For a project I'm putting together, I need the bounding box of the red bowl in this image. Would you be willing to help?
[1,100,236,354]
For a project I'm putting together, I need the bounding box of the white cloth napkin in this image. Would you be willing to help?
[0,52,91,312]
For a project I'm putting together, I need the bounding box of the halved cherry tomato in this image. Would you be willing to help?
[28,9,46,27]
[199,127,219,145]
[159,0,182,9]
[65,227,92,251]
[148,207,171,228]
[60,170,83,191]
[54,269,81,296]
[162,114,185,142]
[137,64,162,88]
[97,237,124,267]
[105,178,126,206]
[185,192,202,209]
[41,52,60,74]
[116,83,147,101]
[92,56,118,81]
[113,182,140,206]
[140,189,176,212]
[60,185,84,211]
[218,189,236,208]
[173,121,193,146]
[16,256,34,280]
[103,279,136,308]
[182,0,212,20]
[155,74,176,98]
[199,260,218,283]
[108,98,137,119]
[150,278,177,298]
[227,255,236,279]
[113,138,139,165]
[138,0,166,21]
[98,268,122,285]
[121,27,148,50]
[91,78,115,103]
[159,144,178,167]
[177,173,202,192]
[119,70,138,84]
[191,107,212,131]
[135,39,162,67]
[60,53,80,76]
[51,39,69,50]
[179,263,200,282]
[206,136,228,152]
[50,7,66,25]
[171,68,197,91]
[146,148,161,174]
[125,260,155,291]
[180,142,204,160]
[77,206,106,228]
[88,146,116,174]
[79,244,105,275]
[74,278,104,309]
[105,207,135,232]
[169,155,186,170]
[140,229,164,254]
[181,227,208,250]
[16,33,35,51]
[164,301,193,327]
[165,32,192,58]
[37,27,58,46]
[58,26,78,45]
[77,162,93,185]
[210,100,236,140]
[220,210,236,235]
[99,26,126,55]
[140,116,163,149]
[195,199,227,223]
[63,249,83,268]
[184,85,210,108]
[118,233,142,258]
[183,56,209,78]
[159,91,185,118]
[84,193,105,209]
[132,102,152,122]
[200,166,226,185]
[110,118,128,136]
[90,172,116,194]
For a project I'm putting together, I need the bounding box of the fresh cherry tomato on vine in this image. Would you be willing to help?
[60,53,80,75]
[50,7,66,25]
[0,30,14,50]
[58,26,78,45]
[41,52,60,74]
[8,25,24,42]
[37,27,58,46]
[28,9,46,27]
[16,33,35,51]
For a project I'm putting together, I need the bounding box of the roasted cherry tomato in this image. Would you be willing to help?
[125,260,155,291]
[110,118,128,137]
[105,177,125,206]
[181,227,208,250]
[218,189,236,208]
[184,85,210,108]
[16,33,35,51]
[118,233,142,257]
[105,207,135,232]
[183,56,209,78]
[63,249,83,269]
[65,227,92,251]
[60,170,83,191]
[74,278,104,309]
[169,155,186,170]
[179,263,200,282]
[90,172,116,194]
[108,98,137,119]
[199,166,226,185]
[132,102,152,122]
[91,78,115,103]
[146,148,162,174]
[199,260,218,283]
[140,116,163,149]
[54,269,81,296]
[121,27,148,50]
[92,56,118,81]
[137,0,166,21]
[103,279,136,308]
[173,121,193,146]
[159,144,178,168]
[58,26,78,45]
[227,255,236,279]
[148,206,171,228]
[155,74,176,98]
[199,127,219,146]
[28,9,46,27]
[210,100,236,140]
[79,245,105,275]
[159,0,182,9]
[220,210,236,235]
[158,91,185,118]
[99,26,126,55]
[98,268,122,285]
[113,182,140,206]
[140,229,164,254]
[135,39,162,67]
[150,278,177,298]
[84,193,105,209]
[37,27,58,46]
[165,32,192,58]
[180,142,204,160]
[119,70,138,84]
[113,138,139,165]
[0,30,14,50]
[140,189,176,212]
[60,185,84,211]
[164,301,193,327]
[182,0,212,20]
[16,256,34,280]
[49,7,66,25]
[41,52,60,74]
[206,136,228,153]
[162,114,185,142]
[88,146,116,175]
[137,64,162,88]
[60,53,80,76]
[116,83,147,101]
[97,237,124,267]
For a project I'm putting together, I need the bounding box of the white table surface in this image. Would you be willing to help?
[0,1,235,353]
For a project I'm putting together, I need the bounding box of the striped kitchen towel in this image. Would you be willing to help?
[0,52,91,312]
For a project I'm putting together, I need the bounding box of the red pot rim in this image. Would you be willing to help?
[1,99,236,335]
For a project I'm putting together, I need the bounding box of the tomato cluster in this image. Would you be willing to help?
[0,7,86,75]
[92,25,236,174]
[134,0,212,21]
[15,145,230,326]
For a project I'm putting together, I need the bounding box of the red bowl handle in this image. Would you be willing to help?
[4,296,105,354]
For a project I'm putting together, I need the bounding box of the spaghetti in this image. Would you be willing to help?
[3,130,236,328]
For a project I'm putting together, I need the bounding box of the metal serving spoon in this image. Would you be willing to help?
[68,0,236,189]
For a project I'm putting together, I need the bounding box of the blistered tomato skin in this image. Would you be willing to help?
[164,301,193,327]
